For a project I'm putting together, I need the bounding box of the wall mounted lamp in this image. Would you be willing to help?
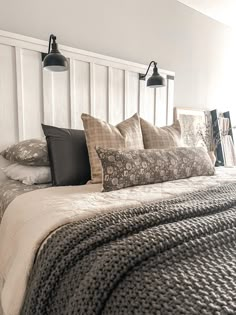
[139,61,165,88]
[43,34,68,72]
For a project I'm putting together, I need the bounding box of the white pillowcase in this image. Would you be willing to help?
[2,163,52,185]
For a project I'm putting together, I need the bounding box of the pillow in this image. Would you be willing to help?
[96,147,215,192]
[82,113,144,183]
[2,163,51,185]
[140,118,182,149]
[1,139,49,166]
[0,156,12,183]
[42,124,91,186]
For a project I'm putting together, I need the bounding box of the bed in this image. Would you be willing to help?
[1,30,236,315]
[1,167,236,315]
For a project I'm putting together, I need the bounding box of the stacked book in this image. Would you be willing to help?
[219,116,236,167]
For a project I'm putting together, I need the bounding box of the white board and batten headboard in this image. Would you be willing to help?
[0,30,175,150]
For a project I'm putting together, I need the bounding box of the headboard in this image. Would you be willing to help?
[0,30,175,150]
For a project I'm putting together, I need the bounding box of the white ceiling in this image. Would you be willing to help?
[177,0,236,28]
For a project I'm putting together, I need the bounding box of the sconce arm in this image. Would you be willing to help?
[139,60,157,80]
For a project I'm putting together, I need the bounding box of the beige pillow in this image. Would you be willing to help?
[82,113,144,183]
[140,118,182,149]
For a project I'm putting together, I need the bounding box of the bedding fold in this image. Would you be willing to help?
[21,183,236,314]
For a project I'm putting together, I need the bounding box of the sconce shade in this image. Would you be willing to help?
[147,67,165,88]
[43,34,68,72]
[43,53,68,72]
[139,61,165,88]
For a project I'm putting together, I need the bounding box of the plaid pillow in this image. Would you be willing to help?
[140,118,182,149]
[82,113,144,183]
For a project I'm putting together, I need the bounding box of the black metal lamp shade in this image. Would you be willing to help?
[43,53,68,72]
[43,34,68,72]
[147,67,165,88]
[139,61,165,88]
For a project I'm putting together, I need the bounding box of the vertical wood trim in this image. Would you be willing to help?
[41,65,46,125]
[66,59,71,128]
[124,70,128,120]
[15,47,25,140]
[42,70,47,125]
[39,62,44,127]
[108,66,112,123]
[166,76,175,125]
[138,80,146,116]
[166,80,169,125]
[51,73,55,125]
[89,62,95,116]
[42,51,49,125]
[42,70,54,126]
[138,80,141,115]
[138,81,141,116]
[69,58,76,128]
[154,89,157,126]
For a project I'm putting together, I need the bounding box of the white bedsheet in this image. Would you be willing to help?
[1,167,236,315]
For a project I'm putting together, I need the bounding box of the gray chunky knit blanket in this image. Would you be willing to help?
[21,183,236,314]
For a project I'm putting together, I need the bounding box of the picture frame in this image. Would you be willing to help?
[174,107,211,149]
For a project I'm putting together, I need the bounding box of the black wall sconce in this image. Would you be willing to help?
[42,34,68,72]
[139,61,165,88]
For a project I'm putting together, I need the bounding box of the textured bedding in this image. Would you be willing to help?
[1,167,236,315]
[21,183,236,314]
[0,180,50,222]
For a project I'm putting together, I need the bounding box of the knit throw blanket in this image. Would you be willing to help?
[21,183,236,314]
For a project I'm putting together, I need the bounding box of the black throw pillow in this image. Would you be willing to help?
[42,124,91,186]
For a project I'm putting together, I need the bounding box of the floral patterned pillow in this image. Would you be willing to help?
[1,139,49,166]
[96,147,215,192]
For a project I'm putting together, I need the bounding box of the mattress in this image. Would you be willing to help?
[1,167,236,315]
[0,180,50,222]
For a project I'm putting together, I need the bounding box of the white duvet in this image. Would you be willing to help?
[1,167,236,315]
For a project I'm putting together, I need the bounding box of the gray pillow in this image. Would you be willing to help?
[96,147,215,192]
[42,124,91,186]
[1,139,49,166]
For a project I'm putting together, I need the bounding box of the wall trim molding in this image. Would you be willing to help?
[0,29,175,150]
[0,30,175,76]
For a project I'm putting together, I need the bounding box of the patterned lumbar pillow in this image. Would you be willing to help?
[1,139,49,166]
[82,113,144,183]
[140,117,182,149]
[96,147,215,192]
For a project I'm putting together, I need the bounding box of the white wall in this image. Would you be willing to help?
[0,0,234,112]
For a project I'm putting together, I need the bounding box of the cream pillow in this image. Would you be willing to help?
[2,163,51,185]
[82,113,144,183]
[140,118,182,149]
